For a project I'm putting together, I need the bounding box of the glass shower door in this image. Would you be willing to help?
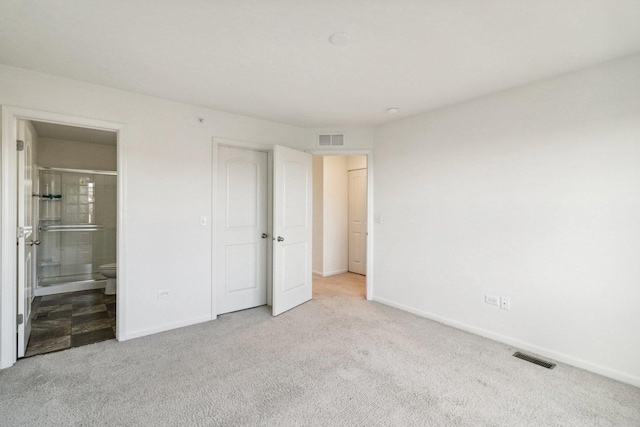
[37,170,116,287]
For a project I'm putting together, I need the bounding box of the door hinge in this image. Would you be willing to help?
[17,140,24,151]
[17,314,23,325]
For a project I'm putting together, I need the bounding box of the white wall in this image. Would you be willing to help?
[322,156,349,276]
[306,127,374,151]
[373,54,640,386]
[0,64,312,341]
[38,138,117,171]
[347,155,367,171]
[312,156,324,275]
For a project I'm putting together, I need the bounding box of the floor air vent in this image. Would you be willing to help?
[513,352,556,369]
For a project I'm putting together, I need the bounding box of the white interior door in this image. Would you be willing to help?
[272,145,313,316]
[348,169,367,275]
[217,146,268,315]
[17,120,35,358]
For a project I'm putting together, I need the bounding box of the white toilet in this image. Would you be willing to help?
[99,263,117,295]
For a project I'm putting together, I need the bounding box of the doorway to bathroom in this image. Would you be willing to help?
[0,106,124,368]
[17,119,118,358]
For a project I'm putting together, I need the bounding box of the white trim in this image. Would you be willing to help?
[216,137,272,152]
[266,150,274,307]
[210,140,218,319]
[314,269,349,277]
[373,296,640,388]
[126,316,212,340]
[115,124,127,342]
[211,137,274,318]
[310,149,370,156]
[0,107,18,369]
[0,106,127,369]
[307,149,374,301]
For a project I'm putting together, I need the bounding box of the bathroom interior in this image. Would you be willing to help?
[23,120,118,357]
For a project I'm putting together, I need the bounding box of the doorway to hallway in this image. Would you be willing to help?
[312,155,367,296]
[313,272,366,299]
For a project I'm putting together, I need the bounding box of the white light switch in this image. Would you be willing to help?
[374,214,383,224]
[200,216,207,226]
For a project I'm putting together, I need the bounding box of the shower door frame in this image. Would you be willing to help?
[35,166,118,294]
[0,106,127,369]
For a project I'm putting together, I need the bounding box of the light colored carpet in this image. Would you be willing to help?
[1,273,638,426]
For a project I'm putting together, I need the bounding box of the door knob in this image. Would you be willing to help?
[29,240,41,246]
[261,233,268,238]
[277,236,284,242]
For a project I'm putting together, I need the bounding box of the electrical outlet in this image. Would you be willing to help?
[485,295,499,306]
[500,297,511,311]
[158,290,169,298]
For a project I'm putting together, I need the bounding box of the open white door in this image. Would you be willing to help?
[272,145,313,316]
[17,120,35,357]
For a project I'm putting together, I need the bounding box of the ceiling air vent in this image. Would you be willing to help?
[318,134,345,147]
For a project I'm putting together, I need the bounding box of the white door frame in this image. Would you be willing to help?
[0,106,127,369]
[308,149,374,301]
[212,137,274,319]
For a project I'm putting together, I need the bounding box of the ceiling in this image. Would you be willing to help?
[1,0,640,127]
[31,121,117,146]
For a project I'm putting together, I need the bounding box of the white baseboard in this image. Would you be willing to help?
[125,316,213,340]
[315,269,349,277]
[372,296,640,388]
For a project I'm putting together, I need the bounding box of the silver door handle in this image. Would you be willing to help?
[277,236,284,242]
[261,233,268,238]
[29,240,41,246]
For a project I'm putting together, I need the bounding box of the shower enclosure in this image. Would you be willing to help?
[36,168,117,294]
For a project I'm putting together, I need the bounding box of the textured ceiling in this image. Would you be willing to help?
[1,0,640,127]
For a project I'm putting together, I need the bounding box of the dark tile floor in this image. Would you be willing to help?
[25,289,116,357]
